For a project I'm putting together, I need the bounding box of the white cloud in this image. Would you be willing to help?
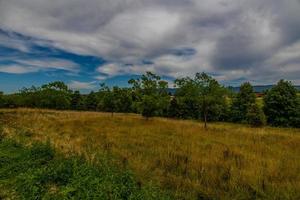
[0,65,36,74]
[0,58,79,74]
[1,0,300,84]
[68,80,96,90]
[15,58,80,72]
[0,33,31,52]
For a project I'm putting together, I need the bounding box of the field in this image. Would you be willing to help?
[1,109,300,199]
[0,140,169,199]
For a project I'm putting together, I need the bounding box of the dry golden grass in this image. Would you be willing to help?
[1,108,300,199]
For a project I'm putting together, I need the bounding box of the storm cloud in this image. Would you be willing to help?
[0,0,300,85]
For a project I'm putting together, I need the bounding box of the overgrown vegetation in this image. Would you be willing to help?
[172,72,228,128]
[0,138,171,200]
[1,109,299,199]
[0,72,299,128]
[264,80,300,127]
[230,82,266,127]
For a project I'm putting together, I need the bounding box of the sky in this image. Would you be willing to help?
[0,0,300,93]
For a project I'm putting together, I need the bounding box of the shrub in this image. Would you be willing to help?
[263,80,300,127]
[140,95,159,119]
[0,140,172,200]
[246,104,266,127]
[28,141,55,165]
[230,82,256,123]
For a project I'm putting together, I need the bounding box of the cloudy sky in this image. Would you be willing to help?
[0,0,300,92]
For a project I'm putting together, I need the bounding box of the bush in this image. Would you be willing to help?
[29,141,55,164]
[140,95,159,119]
[0,140,172,200]
[263,80,300,127]
[230,82,256,123]
[246,104,266,127]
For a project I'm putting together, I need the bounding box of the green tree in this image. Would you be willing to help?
[140,95,158,119]
[168,97,181,118]
[17,82,71,110]
[111,87,133,113]
[264,80,300,127]
[39,82,71,110]
[71,91,85,110]
[18,86,41,107]
[230,82,256,123]
[128,72,169,119]
[42,81,69,91]
[85,91,98,111]
[0,91,4,108]
[175,72,228,129]
[97,84,115,115]
[174,77,201,119]
[2,94,21,108]
[246,103,266,127]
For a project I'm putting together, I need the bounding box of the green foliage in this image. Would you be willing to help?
[85,91,98,111]
[0,139,171,200]
[15,82,72,110]
[263,80,300,127]
[71,91,85,110]
[140,95,158,119]
[174,72,228,127]
[246,103,266,127]
[97,85,119,114]
[2,94,23,108]
[97,85,133,114]
[129,72,170,119]
[230,82,256,123]
[42,81,69,91]
[0,74,299,128]
[0,91,4,108]
[172,77,201,119]
[167,97,180,118]
[111,87,133,113]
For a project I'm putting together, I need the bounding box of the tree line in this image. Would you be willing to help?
[0,72,299,128]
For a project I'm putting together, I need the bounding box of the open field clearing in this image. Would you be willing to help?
[1,108,300,199]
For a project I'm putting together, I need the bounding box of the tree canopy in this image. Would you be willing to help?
[174,72,228,128]
[264,80,300,127]
[0,74,299,128]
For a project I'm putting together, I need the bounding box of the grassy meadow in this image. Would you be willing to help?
[0,139,170,199]
[0,108,300,199]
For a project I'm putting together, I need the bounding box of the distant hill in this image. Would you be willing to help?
[167,85,300,94]
[229,85,300,93]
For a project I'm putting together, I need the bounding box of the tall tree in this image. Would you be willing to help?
[174,76,201,119]
[71,91,85,110]
[246,103,266,127]
[230,82,256,123]
[97,84,116,115]
[175,72,228,129]
[168,97,181,118]
[85,91,98,111]
[111,87,133,113]
[39,82,72,110]
[264,80,300,127]
[128,72,169,119]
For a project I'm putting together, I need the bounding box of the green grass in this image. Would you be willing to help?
[1,109,300,199]
[0,138,171,200]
